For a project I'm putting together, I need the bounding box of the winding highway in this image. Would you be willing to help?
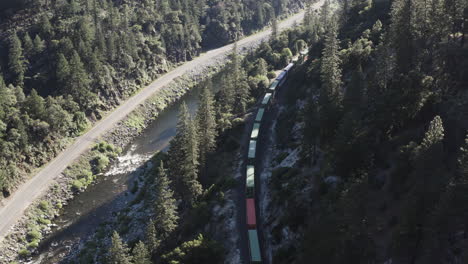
[0,10,309,244]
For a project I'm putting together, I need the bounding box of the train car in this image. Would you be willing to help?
[261,93,272,105]
[246,165,255,198]
[268,80,279,93]
[255,108,265,122]
[248,140,257,159]
[248,230,262,264]
[276,71,287,86]
[246,198,257,229]
[250,123,260,139]
[284,63,294,72]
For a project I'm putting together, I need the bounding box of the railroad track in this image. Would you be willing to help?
[243,50,309,263]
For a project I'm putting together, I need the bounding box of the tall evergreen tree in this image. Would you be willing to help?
[23,33,34,56]
[56,53,70,86]
[132,241,151,264]
[107,231,132,264]
[153,161,179,237]
[68,50,95,109]
[196,83,217,167]
[33,35,46,54]
[146,219,160,253]
[8,32,26,87]
[319,20,343,143]
[271,13,279,39]
[168,103,202,204]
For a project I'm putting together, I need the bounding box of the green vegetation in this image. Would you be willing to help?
[0,0,306,200]
[247,0,468,263]
[74,36,288,262]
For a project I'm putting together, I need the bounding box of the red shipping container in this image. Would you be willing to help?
[247,198,257,229]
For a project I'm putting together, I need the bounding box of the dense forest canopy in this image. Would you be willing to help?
[0,0,306,197]
[259,0,468,263]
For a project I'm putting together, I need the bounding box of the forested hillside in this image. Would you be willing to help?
[0,0,305,198]
[260,0,468,263]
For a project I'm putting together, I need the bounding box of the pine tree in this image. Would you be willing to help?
[146,219,160,253]
[319,0,331,33]
[228,44,250,114]
[8,32,26,87]
[153,161,179,237]
[196,83,217,167]
[33,35,46,54]
[107,231,132,264]
[389,0,414,73]
[319,21,343,143]
[132,241,151,264]
[23,33,34,56]
[271,13,279,39]
[68,50,93,108]
[56,53,70,86]
[415,115,445,169]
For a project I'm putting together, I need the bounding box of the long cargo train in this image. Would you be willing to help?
[245,59,297,264]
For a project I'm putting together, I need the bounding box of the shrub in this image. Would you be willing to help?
[92,154,110,173]
[18,248,29,258]
[27,239,39,249]
[27,229,41,240]
[38,217,51,225]
[267,71,277,79]
[39,200,49,211]
[71,179,84,191]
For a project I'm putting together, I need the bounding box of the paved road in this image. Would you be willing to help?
[0,10,308,243]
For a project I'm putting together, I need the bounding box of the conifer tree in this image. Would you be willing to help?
[196,83,217,167]
[168,103,202,204]
[23,33,34,56]
[146,219,160,253]
[415,115,445,170]
[319,0,331,33]
[132,241,151,264]
[154,161,179,237]
[8,31,26,87]
[319,20,342,143]
[56,53,70,86]
[389,0,413,73]
[107,231,132,264]
[33,35,46,54]
[271,13,279,39]
[68,50,93,108]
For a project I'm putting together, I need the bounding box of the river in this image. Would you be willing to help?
[31,81,212,263]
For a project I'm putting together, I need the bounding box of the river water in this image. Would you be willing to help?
[32,84,206,263]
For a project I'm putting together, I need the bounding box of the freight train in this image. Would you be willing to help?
[245,61,295,264]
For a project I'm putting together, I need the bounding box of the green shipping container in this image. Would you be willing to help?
[255,108,265,122]
[246,165,255,188]
[251,123,260,139]
[269,80,279,91]
[248,140,257,159]
[248,230,262,263]
[261,93,272,105]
